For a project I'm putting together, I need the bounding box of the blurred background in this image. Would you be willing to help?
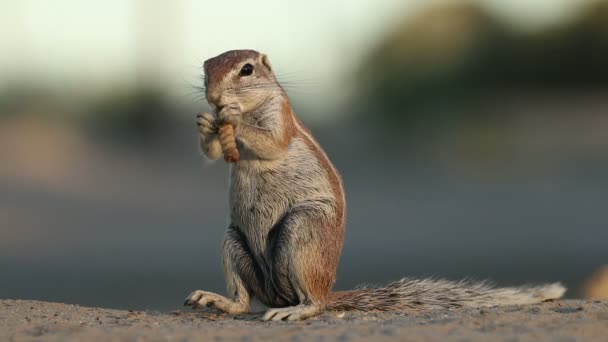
[1,0,607,311]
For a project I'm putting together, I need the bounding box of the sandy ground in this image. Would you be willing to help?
[1,299,607,341]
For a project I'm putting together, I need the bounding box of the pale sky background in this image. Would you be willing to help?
[0,0,595,109]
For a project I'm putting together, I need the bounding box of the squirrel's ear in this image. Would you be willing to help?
[260,54,273,73]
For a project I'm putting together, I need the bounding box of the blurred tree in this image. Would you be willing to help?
[353,0,608,137]
[87,87,173,145]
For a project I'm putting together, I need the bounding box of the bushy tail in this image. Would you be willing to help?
[328,278,566,312]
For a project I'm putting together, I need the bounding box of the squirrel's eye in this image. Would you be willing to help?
[239,63,254,77]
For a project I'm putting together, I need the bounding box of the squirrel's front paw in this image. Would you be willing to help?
[184,289,248,314]
[218,104,241,128]
[184,290,217,308]
[197,112,218,137]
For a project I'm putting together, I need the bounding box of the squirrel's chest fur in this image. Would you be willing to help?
[229,136,336,259]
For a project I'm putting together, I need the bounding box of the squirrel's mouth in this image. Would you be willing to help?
[208,101,230,115]
[211,104,224,114]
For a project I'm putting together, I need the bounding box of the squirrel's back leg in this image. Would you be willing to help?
[263,206,344,321]
[184,225,267,314]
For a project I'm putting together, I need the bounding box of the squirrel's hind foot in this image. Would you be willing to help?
[262,304,323,321]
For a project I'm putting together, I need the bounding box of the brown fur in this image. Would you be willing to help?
[295,127,345,226]
[280,100,297,149]
[292,128,345,304]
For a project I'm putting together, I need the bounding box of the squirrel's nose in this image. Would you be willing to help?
[206,88,227,107]
[207,95,225,113]
[213,96,231,112]
[206,87,222,107]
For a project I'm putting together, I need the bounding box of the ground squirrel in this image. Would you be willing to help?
[184,50,566,321]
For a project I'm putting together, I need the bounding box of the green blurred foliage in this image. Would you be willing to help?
[86,87,174,145]
[0,84,61,119]
[355,1,608,132]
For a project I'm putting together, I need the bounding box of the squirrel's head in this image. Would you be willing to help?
[203,50,278,114]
